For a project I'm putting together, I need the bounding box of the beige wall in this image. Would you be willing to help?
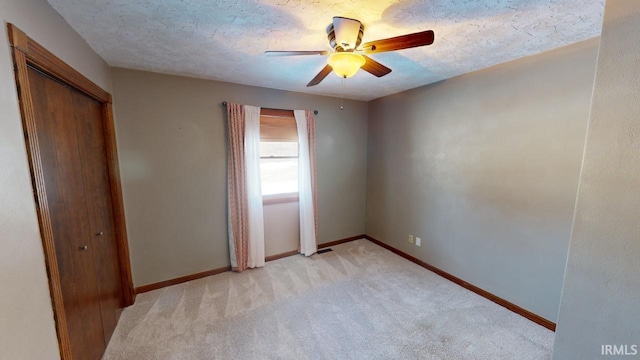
[111,68,368,287]
[0,0,113,358]
[366,38,599,322]
[0,3,617,358]
[553,1,640,358]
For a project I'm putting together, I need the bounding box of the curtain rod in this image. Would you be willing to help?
[222,101,318,115]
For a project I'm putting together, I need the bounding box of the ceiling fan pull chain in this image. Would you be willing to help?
[340,78,345,110]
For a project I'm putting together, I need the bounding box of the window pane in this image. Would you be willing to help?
[260,142,298,157]
[260,158,298,195]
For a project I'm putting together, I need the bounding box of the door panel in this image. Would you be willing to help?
[27,66,121,360]
[71,90,123,344]
[10,25,131,360]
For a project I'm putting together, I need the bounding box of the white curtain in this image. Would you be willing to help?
[244,105,265,268]
[294,110,317,256]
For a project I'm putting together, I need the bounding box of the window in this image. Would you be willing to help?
[259,109,299,200]
[260,142,297,195]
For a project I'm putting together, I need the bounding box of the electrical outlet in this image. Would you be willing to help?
[416,237,421,246]
[408,235,414,244]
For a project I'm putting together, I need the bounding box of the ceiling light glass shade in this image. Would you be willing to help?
[327,52,365,78]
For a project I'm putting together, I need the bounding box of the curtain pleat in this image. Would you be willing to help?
[294,110,318,256]
[227,103,265,272]
[306,111,319,243]
[244,105,265,269]
[227,103,248,271]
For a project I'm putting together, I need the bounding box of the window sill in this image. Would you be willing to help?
[263,193,299,205]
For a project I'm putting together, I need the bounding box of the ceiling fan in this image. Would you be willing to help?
[265,17,435,87]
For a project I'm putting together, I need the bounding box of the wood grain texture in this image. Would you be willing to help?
[103,102,135,306]
[135,266,232,294]
[265,250,299,262]
[265,50,330,56]
[318,234,365,249]
[363,235,556,331]
[8,23,134,359]
[7,23,109,103]
[72,89,123,346]
[361,55,392,77]
[30,67,108,359]
[260,109,297,142]
[260,108,295,118]
[10,44,73,360]
[361,30,435,54]
[307,64,333,87]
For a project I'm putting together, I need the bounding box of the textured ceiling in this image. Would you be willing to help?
[48,0,605,101]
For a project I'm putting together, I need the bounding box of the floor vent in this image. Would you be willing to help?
[317,248,333,254]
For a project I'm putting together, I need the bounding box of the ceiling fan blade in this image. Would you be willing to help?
[265,50,330,56]
[307,65,333,87]
[361,30,434,54]
[361,55,392,77]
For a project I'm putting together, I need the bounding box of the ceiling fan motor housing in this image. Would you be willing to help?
[328,17,364,51]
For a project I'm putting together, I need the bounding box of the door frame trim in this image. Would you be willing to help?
[7,24,135,359]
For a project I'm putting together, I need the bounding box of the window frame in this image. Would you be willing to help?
[259,108,299,204]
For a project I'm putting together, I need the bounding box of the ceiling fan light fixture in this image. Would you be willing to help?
[327,52,365,78]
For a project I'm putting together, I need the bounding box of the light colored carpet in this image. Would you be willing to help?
[104,239,554,359]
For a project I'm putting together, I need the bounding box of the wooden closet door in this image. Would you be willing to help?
[27,66,122,359]
[71,89,123,344]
